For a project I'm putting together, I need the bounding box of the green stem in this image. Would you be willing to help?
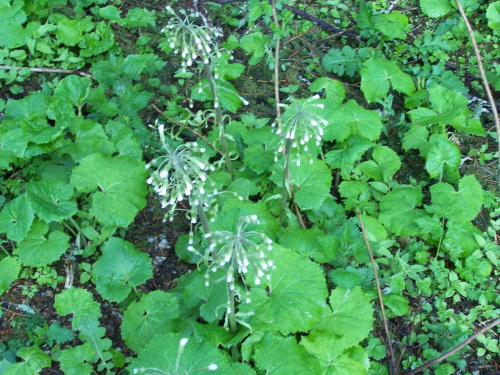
[226,281,238,335]
[197,203,217,261]
[67,217,88,248]
[279,139,292,226]
[203,63,233,176]
[0,243,10,257]
[435,219,446,259]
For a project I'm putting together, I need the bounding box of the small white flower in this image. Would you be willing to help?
[208,364,218,371]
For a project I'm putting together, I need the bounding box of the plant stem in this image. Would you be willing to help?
[203,63,233,176]
[0,65,93,78]
[0,243,10,257]
[67,217,88,248]
[226,281,238,335]
[454,0,500,188]
[151,102,224,157]
[405,317,500,375]
[357,207,397,375]
[279,139,292,226]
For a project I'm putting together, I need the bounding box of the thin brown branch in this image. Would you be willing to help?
[150,102,224,157]
[454,0,500,186]
[356,208,397,375]
[405,317,500,375]
[0,65,93,78]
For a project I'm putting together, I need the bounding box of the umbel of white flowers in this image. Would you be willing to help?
[200,215,275,307]
[146,123,216,235]
[272,95,328,165]
[162,5,223,76]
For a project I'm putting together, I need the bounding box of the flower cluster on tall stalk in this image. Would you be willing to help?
[273,95,329,166]
[146,123,216,243]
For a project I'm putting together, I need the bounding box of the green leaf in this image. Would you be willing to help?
[420,0,452,18]
[92,238,152,302]
[300,332,369,374]
[373,12,408,39]
[324,100,383,142]
[54,288,102,331]
[191,78,243,113]
[315,287,374,349]
[0,19,28,49]
[487,2,500,30]
[240,32,271,65]
[322,46,365,77]
[309,77,345,105]
[76,318,113,372]
[0,257,20,295]
[121,291,180,352]
[428,175,483,223]
[17,221,70,266]
[424,139,461,180]
[25,180,77,223]
[287,158,333,211]
[279,227,331,263]
[79,22,115,57]
[71,154,147,227]
[329,266,374,290]
[383,294,409,316]
[4,346,51,375]
[213,51,245,80]
[379,185,428,236]
[360,57,415,102]
[253,333,321,374]
[5,92,50,119]
[99,5,121,21]
[58,344,94,375]
[54,75,91,110]
[130,333,232,373]
[360,146,401,182]
[325,135,373,172]
[0,194,34,242]
[240,246,328,334]
[57,18,93,47]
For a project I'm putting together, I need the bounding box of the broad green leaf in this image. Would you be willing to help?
[288,158,333,211]
[402,125,429,152]
[373,12,408,39]
[54,75,91,110]
[359,146,401,183]
[240,246,328,334]
[322,46,365,77]
[360,57,415,102]
[99,5,121,21]
[76,317,113,372]
[25,180,77,223]
[105,120,142,159]
[329,266,374,290]
[300,332,369,374]
[325,135,373,173]
[0,19,27,49]
[130,333,232,373]
[240,32,271,65]
[253,333,321,374]
[383,294,409,316]
[191,78,243,113]
[213,51,245,80]
[92,238,152,302]
[309,77,345,105]
[425,139,460,180]
[181,268,229,323]
[0,194,34,242]
[379,185,428,236]
[56,17,93,46]
[279,227,331,263]
[420,0,452,18]
[58,344,94,375]
[0,257,20,295]
[59,119,116,161]
[79,22,115,57]
[54,288,101,330]
[5,92,50,119]
[121,291,180,352]
[487,2,500,30]
[17,221,70,266]
[71,153,148,227]
[313,287,374,350]
[4,346,50,375]
[428,175,483,223]
[324,100,383,142]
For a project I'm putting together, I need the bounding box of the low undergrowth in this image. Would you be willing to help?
[1,0,500,374]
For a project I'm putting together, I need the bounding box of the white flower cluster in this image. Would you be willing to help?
[146,124,216,233]
[206,215,275,307]
[273,95,328,165]
[162,5,223,75]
